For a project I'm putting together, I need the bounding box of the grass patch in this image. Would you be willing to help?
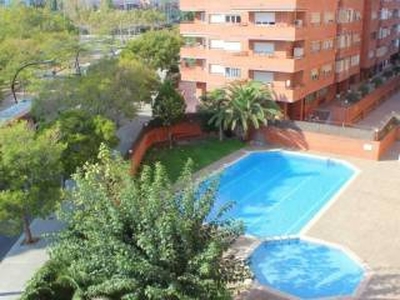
[142,138,245,181]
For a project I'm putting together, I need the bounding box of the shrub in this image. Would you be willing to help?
[359,83,370,97]
[393,65,400,75]
[346,90,361,104]
[372,76,384,88]
[383,70,394,79]
[20,260,73,300]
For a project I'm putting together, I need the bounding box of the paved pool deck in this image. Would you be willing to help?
[198,144,400,300]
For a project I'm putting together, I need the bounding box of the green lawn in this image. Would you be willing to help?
[142,138,245,181]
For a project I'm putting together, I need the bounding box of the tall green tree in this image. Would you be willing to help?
[122,28,182,72]
[21,146,250,299]
[51,110,119,176]
[152,80,186,148]
[0,5,78,89]
[0,121,65,243]
[33,57,158,125]
[204,81,282,140]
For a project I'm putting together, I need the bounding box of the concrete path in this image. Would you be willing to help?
[0,217,63,300]
[357,90,400,128]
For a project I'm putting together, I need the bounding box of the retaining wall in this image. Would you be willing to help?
[130,122,204,173]
[259,125,399,160]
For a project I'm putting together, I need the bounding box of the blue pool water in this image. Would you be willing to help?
[250,239,365,299]
[211,151,355,238]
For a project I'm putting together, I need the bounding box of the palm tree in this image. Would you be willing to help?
[204,80,282,141]
[203,88,229,141]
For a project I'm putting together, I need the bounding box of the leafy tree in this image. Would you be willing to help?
[51,110,119,176]
[152,80,186,147]
[0,5,78,89]
[33,58,158,125]
[25,146,250,299]
[204,81,282,140]
[0,121,65,243]
[201,89,229,141]
[122,28,182,72]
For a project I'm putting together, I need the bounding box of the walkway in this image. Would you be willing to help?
[356,90,400,128]
[0,217,63,300]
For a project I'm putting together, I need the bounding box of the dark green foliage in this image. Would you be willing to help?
[152,80,186,147]
[51,110,119,176]
[372,76,384,88]
[203,81,282,141]
[359,83,370,97]
[0,121,65,242]
[31,146,250,299]
[346,90,361,104]
[20,260,74,300]
[393,65,400,75]
[383,70,394,79]
[33,58,158,124]
[153,80,186,126]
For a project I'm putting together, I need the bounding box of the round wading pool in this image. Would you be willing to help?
[250,239,365,299]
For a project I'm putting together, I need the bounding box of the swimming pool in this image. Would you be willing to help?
[250,239,365,299]
[211,151,356,238]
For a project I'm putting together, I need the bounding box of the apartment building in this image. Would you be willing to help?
[179,0,400,120]
[361,0,400,78]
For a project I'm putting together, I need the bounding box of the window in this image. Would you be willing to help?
[224,41,241,51]
[225,67,241,78]
[253,42,275,55]
[368,50,375,59]
[311,41,321,53]
[210,40,224,49]
[322,39,334,50]
[321,64,332,77]
[254,12,276,25]
[225,15,241,24]
[324,12,335,24]
[310,12,321,25]
[210,14,225,23]
[311,68,319,80]
[253,71,273,83]
[210,64,225,74]
[351,55,360,67]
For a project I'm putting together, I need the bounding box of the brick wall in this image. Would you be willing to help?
[130,122,204,173]
[332,78,400,125]
[259,125,399,160]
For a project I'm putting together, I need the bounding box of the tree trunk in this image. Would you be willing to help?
[22,214,34,244]
[219,125,224,141]
[168,126,173,149]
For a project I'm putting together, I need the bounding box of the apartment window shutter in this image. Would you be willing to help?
[255,13,276,25]
[210,64,225,74]
[210,14,225,23]
[254,42,274,54]
[254,71,274,83]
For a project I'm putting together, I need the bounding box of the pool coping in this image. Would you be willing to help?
[198,148,371,299]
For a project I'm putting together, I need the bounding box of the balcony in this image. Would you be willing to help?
[180,0,308,12]
[335,66,360,83]
[180,66,208,82]
[180,47,306,73]
[180,22,307,41]
[272,85,306,102]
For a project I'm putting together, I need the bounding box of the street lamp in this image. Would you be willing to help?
[11,59,55,104]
